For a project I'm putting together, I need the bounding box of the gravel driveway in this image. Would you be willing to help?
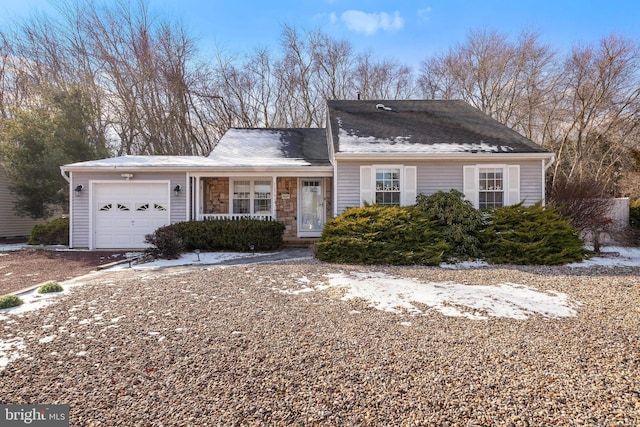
[1,259,639,426]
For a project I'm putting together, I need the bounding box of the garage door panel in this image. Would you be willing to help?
[93,182,170,249]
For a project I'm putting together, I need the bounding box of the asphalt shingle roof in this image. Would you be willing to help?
[327,99,550,154]
[209,128,330,166]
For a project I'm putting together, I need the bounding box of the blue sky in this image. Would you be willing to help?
[1,0,639,68]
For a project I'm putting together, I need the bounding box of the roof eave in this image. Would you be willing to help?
[333,151,555,161]
[61,164,335,175]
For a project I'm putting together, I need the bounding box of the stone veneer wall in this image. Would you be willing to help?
[276,177,298,240]
[203,177,229,214]
[202,176,333,242]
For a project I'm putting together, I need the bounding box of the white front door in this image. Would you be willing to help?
[298,179,324,237]
[93,182,170,249]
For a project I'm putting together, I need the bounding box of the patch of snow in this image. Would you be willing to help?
[39,335,56,344]
[440,260,490,269]
[208,129,315,166]
[567,246,640,268]
[108,251,262,271]
[0,244,25,252]
[323,271,578,320]
[0,337,25,370]
[337,128,515,153]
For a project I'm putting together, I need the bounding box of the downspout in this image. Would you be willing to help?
[60,168,70,183]
[60,168,72,247]
[542,154,556,206]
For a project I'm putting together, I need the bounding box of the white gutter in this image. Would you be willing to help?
[60,168,71,183]
[333,152,555,162]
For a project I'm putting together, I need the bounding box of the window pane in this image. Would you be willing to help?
[233,199,250,213]
[478,168,504,209]
[375,168,401,206]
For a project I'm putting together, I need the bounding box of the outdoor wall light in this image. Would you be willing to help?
[74,184,83,193]
[173,184,182,196]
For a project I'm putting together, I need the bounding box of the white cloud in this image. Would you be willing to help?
[417,7,432,23]
[329,12,337,24]
[341,10,404,35]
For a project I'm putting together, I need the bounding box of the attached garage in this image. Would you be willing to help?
[92,181,171,249]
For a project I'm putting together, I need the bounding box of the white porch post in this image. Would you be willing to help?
[186,172,191,221]
[195,175,201,220]
[272,175,277,220]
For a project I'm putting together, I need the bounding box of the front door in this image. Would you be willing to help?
[299,179,324,237]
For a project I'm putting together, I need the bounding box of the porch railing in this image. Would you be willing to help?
[198,214,274,221]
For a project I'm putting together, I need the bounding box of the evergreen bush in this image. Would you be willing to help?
[146,219,285,258]
[144,226,184,259]
[630,199,640,229]
[482,203,587,265]
[28,217,69,245]
[38,281,63,293]
[316,205,449,265]
[415,190,484,261]
[0,295,24,309]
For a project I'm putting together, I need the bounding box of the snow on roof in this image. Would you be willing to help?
[208,128,329,167]
[62,155,219,169]
[337,129,515,153]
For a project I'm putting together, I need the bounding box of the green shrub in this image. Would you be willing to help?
[630,199,640,229]
[482,203,587,265]
[38,281,63,294]
[316,205,449,265]
[144,226,184,259]
[0,295,24,309]
[415,190,485,261]
[28,217,69,245]
[172,219,285,252]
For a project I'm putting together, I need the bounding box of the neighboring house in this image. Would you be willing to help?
[0,164,48,239]
[60,100,555,249]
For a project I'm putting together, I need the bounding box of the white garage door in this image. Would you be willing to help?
[94,182,170,249]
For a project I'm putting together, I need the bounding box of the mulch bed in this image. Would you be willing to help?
[0,249,129,296]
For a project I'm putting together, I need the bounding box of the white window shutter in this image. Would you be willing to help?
[360,166,373,206]
[507,165,520,205]
[403,166,417,206]
[463,165,478,208]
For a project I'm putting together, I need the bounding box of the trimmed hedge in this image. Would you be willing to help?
[173,219,285,252]
[316,205,449,265]
[28,217,69,245]
[146,219,286,258]
[482,203,587,265]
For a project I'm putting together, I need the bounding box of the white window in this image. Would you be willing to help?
[375,168,401,205]
[360,165,417,207]
[232,179,272,214]
[463,165,520,209]
[478,168,504,209]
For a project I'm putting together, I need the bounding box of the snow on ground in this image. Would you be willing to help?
[567,246,640,268]
[325,271,578,320]
[107,251,262,271]
[0,243,25,252]
[1,246,638,369]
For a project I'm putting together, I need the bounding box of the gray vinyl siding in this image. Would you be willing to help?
[69,171,188,248]
[0,168,49,238]
[519,160,545,205]
[335,159,545,215]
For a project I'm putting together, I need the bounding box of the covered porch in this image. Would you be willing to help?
[187,173,333,243]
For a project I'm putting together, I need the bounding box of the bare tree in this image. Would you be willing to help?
[550,34,640,194]
[417,28,558,142]
[354,52,414,100]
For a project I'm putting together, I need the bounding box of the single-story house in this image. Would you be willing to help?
[60,100,554,249]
